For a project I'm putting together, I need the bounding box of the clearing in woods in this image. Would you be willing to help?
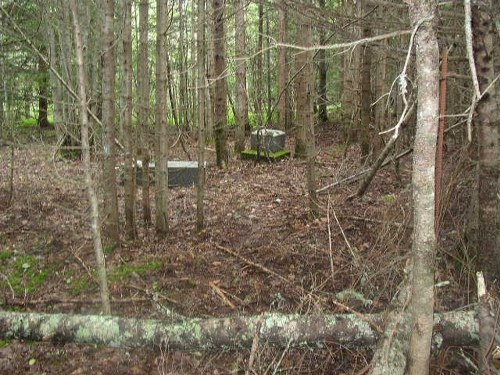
[0,125,471,374]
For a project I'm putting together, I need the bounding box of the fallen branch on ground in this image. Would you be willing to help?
[0,310,478,351]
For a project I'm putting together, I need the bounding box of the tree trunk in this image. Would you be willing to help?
[196,0,206,232]
[317,0,328,123]
[212,0,228,168]
[178,0,189,130]
[373,36,388,157]
[0,310,478,352]
[277,5,289,131]
[101,0,120,244]
[45,20,63,135]
[37,53,50,129]
[340,0,361,144]
[265,12,272,121]
[294,9,319,216]
[234,0,248,154]
[472,0,500,285]
[360,24,372,164]
[406,1,440,374]
[255,2,264,127]
[68,0,111,315]
[121,0,136,240]
[138,0,151,225]
[155,0,169,236]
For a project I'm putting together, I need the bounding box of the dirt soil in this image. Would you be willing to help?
[0,126,474,374]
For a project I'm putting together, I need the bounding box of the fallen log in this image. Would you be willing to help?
[0,310,478,351]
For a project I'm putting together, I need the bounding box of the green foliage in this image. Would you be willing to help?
[0,250,11,262]
[19,117,38,128]
[69,276,93,295]
[382,194,397,203]
[109,260,162,283]
[0,254,50,295]
[0,339,11,348]
[104,242,119,255]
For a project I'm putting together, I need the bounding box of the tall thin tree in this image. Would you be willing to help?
[121,0,136,239]
[295,7,319,215]
[155,0,169,236]
[101,0,120,244]
[317,0,328,124]
[406,1,440,373]
[277,4,289,131]
[68,0,111,314]
[138,0,151,225]
[212,0,228,168]
[196,0,206,232]
[472,0,500,285]
[234,0,248,154]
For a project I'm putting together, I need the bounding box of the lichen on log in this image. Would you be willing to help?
[0,310,478,352]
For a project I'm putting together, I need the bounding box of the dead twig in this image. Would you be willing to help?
[124,284,179,305]
[340,215,405,228]
[0,273,15,299]
[68,244,95,281]
[209,280,236,309]
[214,243,290,285]
[246,313,264,375]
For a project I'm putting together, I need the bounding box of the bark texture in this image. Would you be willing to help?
[212,0,228,168]
[0,310,478,352]
[100,0,120,244]
[406,1,440,374]
[472,0,500,284]
[234,0,248,154]
[138,0,151,225]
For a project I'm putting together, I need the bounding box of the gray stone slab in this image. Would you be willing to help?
[250,129,286,153]
[136,160,206,187]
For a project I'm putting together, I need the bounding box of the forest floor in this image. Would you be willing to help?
[0,124,475,374]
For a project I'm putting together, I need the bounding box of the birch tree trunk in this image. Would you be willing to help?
[68,0,111,315]
[138,0,151,225]
[155,0,169,236]
[101,0,120,244]
[121,0,136,240]
[406,1,440,374]
[234,0,248,154]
